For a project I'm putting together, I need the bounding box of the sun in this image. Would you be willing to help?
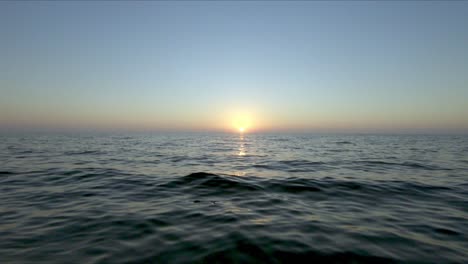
[233,117,251,132]
[228,109,254,133]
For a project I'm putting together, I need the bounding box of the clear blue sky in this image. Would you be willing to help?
[1,1,467,133]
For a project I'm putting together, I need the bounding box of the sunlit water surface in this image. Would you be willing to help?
[1,133,467,263]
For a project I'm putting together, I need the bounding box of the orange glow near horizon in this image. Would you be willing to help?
[5,103,468,134]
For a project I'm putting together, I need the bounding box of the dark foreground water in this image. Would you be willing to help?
[0,133,467,263]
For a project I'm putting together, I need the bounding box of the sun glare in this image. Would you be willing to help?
[231,113,253,133]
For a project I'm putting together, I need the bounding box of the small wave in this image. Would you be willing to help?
[355,160,452,171]
[269,251,395,263]
[433,227,460,236]
[199,232,396,263]
[0,171,16,175]
[64,150,105,155]
[141,159,161,164]
[272,138,290,142]
[159,142,178,147]
[328,148,348,152]
[211,147,232,152]
[253,160,328,173]
[335,141,353,145]
[160,172,262,193]
[170,156,186,163]
[59,168,133,183]
[280,160,325,166]
[159,173,457,200]
[266,178,322,193]
[15,150,35,154]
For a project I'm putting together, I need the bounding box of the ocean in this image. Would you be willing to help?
[0,133,467,263]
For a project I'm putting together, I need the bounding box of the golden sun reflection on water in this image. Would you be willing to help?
[238,134,246,156]
[234,171,246,177]
[251,217,273,225]
[234,134,248,176]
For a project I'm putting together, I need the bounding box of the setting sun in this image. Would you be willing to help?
[228,110,255,133]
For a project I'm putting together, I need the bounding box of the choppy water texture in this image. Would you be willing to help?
[1,133,467,263]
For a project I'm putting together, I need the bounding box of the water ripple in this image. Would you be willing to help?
[0,134,467,263]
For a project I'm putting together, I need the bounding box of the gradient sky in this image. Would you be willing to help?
[1,1,468,133]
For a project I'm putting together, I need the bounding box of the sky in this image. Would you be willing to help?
[1,1,468,134]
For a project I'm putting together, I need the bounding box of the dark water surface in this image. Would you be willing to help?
[1,133,467,263]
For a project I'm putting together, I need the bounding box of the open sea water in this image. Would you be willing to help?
[0,133,467,263]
